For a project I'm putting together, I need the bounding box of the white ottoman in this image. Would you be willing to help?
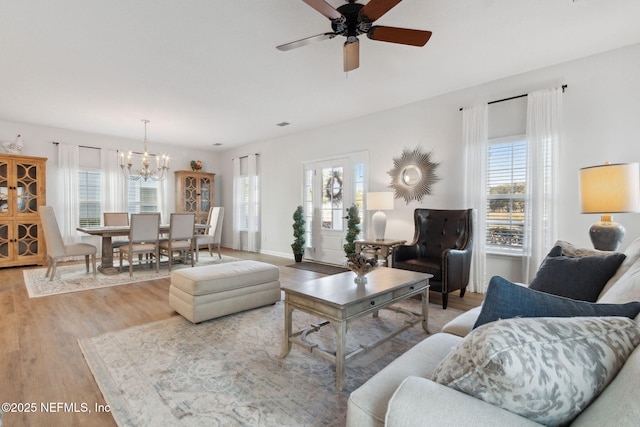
[169,260,281,323]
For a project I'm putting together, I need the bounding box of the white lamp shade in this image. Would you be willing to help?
[367,192,394,211]
[580,163,640,213]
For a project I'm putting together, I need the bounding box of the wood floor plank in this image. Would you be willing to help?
[0,249,483,426]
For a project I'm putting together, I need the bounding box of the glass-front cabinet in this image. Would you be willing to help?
[0,154,47,267]
[174,170,215,225]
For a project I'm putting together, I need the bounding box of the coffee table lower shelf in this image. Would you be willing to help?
[288,304,425,366]
[280,268,431,391]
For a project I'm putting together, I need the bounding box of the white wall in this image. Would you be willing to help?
[218,42,640,284]
[0,121,224,215]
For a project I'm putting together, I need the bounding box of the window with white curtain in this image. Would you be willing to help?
[78,170,157,225]
[232,154,260,252]
[78,170,102,226]
[486,135,527,254]
[127,179,159,214]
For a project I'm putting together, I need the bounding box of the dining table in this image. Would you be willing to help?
[77,224,206,275]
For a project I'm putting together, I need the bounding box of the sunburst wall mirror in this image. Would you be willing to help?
[387,147,440,203]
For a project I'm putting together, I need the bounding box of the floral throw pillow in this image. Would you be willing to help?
[432,316,640,426]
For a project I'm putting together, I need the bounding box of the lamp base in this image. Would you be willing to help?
[372,210,387,241]
[589,218,625,251]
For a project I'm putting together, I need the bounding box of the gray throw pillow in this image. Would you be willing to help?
[432,316,640,426]
[528,246,626,302]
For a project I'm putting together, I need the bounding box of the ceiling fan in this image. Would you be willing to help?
[277,0,432,72]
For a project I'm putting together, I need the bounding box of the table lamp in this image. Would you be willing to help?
[367,192,394,241]
[579,162,640,251]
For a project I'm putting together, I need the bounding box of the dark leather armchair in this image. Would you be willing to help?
[393,208,473,309]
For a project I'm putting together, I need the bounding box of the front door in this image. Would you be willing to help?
[312,158,352,265]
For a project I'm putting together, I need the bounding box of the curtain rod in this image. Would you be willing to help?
[52,142,155,156]
[52,141,100,150]
[458,85,567,111]
[233,153,260,160]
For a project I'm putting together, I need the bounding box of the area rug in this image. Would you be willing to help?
[79,299,462,427]
[286,261,349,275]
[23,255,240,298]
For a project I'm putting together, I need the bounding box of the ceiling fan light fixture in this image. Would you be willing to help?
[344,38,360,72]
[278,0,431,71]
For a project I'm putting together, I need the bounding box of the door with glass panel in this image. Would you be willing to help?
[309,158,352,265]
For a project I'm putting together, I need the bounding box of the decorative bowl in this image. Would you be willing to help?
[345,254,378,284]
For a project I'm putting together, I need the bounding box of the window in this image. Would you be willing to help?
[304,168,313,248]
[486,136,526,254]
[127,179,158,214]
[78,170,102,226]
[238,175,259,231]
[353,162,365,238]
[321,166,344,231]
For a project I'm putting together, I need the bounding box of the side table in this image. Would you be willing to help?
[355,239,407,267]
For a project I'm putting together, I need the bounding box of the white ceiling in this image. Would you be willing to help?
[2,0,640,150]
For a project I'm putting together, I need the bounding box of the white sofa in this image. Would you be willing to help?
[347,239,640,427]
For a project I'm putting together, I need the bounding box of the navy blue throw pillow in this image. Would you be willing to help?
[528,246,626,302]
[473,276,640,329]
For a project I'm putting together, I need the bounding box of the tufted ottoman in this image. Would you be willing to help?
[169,260,281,323]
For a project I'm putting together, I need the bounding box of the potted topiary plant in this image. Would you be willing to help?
[291,205,306,262]
[343,204,361,257]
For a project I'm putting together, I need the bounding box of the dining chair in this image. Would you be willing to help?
[38,206,97,281]
[119,213,161,277]
[195,207,224,262]
[159,213,196,272]
[103,212,129,260]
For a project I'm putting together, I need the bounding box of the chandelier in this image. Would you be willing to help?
[120,119,169,181]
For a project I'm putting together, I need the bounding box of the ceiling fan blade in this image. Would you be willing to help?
[303,0,344,20]
[344,39,360,72]
[277,33,336,51]
[360,0,403,22]
[367,26,432,47]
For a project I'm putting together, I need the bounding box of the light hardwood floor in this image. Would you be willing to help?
[0,249,483,426]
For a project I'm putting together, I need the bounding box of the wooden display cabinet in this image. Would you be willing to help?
[0,153,47,267]
[174,170,215,225]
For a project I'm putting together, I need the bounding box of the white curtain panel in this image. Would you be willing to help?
[232,157,241,250]
[523,87,563,281]
[462,104,489,293]
[247,153,260,253]
[56,143,81,243]
[101,148,127,215]
[157,174,169,225]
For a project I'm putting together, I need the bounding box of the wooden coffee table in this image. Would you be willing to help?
[280,267,431,391]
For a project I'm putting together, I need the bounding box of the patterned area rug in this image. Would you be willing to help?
[23,255,240,298]
[79,299,463,427]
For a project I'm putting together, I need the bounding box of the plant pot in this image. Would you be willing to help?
[294,253,303,263]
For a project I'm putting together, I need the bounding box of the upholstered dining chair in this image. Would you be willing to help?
[195,207,224,261]
[119,212,161,277]
[159,213,196,272]
[392,208,474,309]
[38,206,97,281]
[103,212,129,259]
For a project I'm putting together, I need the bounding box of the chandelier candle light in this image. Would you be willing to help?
[367,192,394,241]
[120,119,170,181]
[579,162,640,251]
